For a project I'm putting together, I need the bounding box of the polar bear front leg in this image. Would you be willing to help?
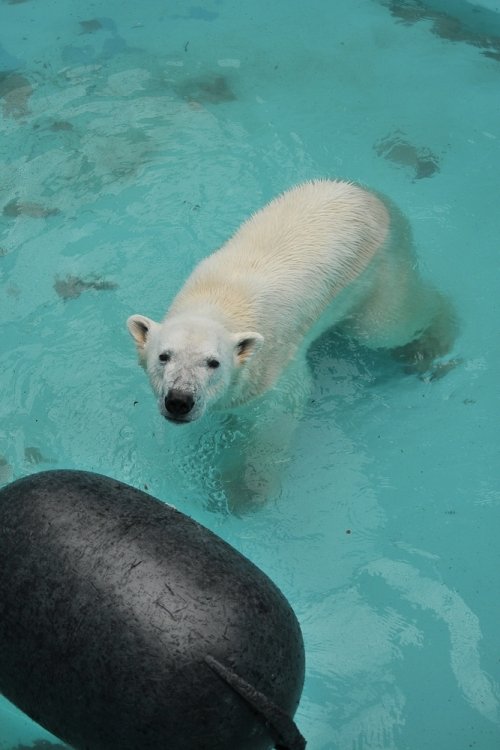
[216,357,313,514]
[214,415,291,514]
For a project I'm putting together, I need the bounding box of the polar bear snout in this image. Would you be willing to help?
[164,389,195,422]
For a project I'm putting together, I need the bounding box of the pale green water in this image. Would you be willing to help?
[0,1,499,749]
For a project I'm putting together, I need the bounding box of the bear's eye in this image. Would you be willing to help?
[159,352,171,363]
[207,358,220,369]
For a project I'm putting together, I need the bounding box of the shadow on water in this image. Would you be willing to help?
[379,0,500,61]
[373,130,440,181]
[307,326,462,392]
[53,275,119,301]
[0,70,33,119]
[173,73,237,104]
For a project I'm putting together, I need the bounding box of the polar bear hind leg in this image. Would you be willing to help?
[339,196,458,374]
[390,290,459,374]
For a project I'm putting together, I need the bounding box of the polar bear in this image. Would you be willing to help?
[127,180,455,508]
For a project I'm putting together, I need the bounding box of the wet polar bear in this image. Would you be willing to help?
[127,180,455,510]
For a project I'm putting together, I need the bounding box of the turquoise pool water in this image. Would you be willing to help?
[1,0,499,748]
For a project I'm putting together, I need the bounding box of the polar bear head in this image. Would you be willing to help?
[127,313,264,423]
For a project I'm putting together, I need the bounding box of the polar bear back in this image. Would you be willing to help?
[230,179,388,275]
[172,180,389,333]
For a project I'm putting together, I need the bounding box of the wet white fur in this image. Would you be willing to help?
[128,179,452,423]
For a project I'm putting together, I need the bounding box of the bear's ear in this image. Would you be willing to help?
[232,332,264,365]
[127,315,157,351]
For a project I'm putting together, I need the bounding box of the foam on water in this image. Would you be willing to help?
[1,1,499,748]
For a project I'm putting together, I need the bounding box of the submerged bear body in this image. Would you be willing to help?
[126,180,456,509]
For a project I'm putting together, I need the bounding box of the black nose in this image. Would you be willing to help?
[165,390,194,417]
